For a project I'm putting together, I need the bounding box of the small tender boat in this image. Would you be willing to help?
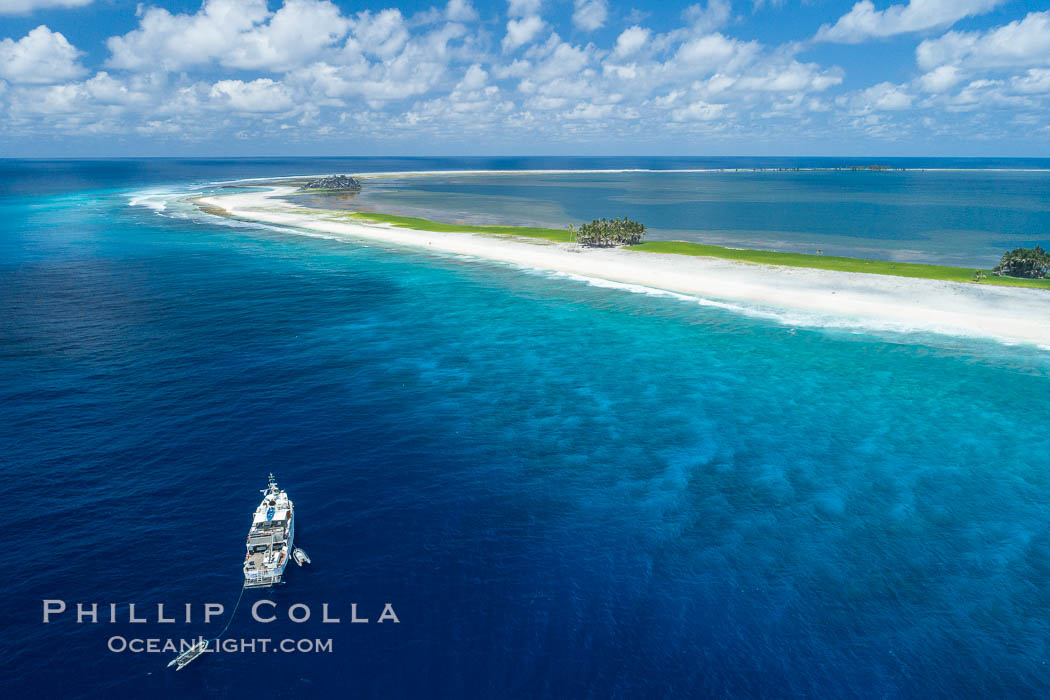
[293,547,311,567]
[167,638,210,670]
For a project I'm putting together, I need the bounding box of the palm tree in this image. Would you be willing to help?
[572,217,647,248]
[994,246,1050,278]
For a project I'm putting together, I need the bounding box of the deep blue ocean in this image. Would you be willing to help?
[3,158,1050,699]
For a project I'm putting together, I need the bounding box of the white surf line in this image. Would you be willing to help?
[128,190,205,212]
[205,166,1050,187]
[206,169,730,186]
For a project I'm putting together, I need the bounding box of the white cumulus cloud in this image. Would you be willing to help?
[918,65,962,93]
[839,81,913,113]
[0,0,91,15]
[292,21,467,106]
[223,0,350,71]
[816,0,1003,43]
[209,78,293,112]
[683,0,732,34]
[107,0,349,73]
[507,0,541,18]
[458,63,488,91]
[107,0,270,71]
[1011,69,1050,95]
[572,0,607,32]
[445,0,478,22]
[916,10,1050,72]
[671,100,725,122]
[345,9,409,60]
[503,15,545,52]
[0,25,85,84]
[614,26,650,57]
[675,33,757,75]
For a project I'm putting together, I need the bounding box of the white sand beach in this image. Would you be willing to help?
[197,186,1050,348]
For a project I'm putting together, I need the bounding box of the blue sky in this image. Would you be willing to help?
[0,0,1048,156]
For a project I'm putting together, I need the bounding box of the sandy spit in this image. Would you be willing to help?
[196,186,1050,348]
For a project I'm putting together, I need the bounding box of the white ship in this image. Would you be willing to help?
[243,474,294,588]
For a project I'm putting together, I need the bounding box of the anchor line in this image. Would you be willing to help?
[213,583,247,642]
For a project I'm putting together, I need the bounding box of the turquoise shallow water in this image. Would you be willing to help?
[3,159,1050,698]
[295,168,1050,267]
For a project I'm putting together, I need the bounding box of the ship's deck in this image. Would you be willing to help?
[246,551,267,569]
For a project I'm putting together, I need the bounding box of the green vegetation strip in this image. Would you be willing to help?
[331,210,1049,290]
[628,241,1050,289]
[338,211,571,242]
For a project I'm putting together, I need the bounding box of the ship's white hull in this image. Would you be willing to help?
[243,475,295,588]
